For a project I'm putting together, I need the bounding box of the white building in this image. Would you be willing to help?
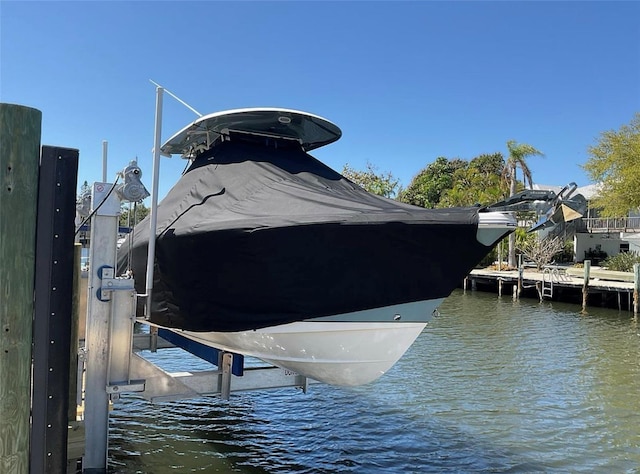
[534,183,640,264]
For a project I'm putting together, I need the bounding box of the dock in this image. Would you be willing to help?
[465,264,639,312]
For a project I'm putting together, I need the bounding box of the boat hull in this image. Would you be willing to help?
[151,216,514,386]
[170,298,444,386]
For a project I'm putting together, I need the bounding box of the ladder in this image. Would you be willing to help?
[541,267,554,299]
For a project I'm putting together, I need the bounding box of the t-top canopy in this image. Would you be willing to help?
[161,108,342,159]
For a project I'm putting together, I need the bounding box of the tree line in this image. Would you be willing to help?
[343,112,640,268]
[344,112,640,220]
[343,144,542,211]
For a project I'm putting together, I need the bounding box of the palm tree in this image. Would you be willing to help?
[502,140,544,267]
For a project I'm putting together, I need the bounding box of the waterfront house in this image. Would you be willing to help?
[533,183,640,264]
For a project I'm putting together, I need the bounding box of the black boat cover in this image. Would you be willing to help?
[118,140,498,332]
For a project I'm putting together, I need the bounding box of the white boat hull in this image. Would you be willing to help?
[172,298,444,386]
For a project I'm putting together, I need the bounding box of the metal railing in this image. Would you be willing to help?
[579,217,640,233]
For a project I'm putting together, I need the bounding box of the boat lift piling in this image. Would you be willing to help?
[0,103,41,474]
[31,146,79,474]
[1,103,82,474]
[82,181,133,472]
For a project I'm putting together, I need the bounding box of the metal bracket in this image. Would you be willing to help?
[219,352,233,400]
[96,266,135,301]
[77,347,87,407]
[106,380,146,402]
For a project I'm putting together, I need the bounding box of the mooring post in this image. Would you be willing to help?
[582,260,591,314]
[498,278,503,297]
[0,103,42,473]
[517,254,523,299]
[633,263,639,318]
[617,291,622,312]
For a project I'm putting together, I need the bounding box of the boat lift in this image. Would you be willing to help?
[78,86,318,472]
[80,169,314,473]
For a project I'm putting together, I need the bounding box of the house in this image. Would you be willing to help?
[534,183,640,264]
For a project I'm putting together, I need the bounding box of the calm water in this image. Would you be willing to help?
[108,290,640,473]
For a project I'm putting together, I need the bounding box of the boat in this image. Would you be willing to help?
[118,108,517,386]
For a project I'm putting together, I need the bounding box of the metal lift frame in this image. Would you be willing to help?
[80,187,314,471]
[80,85,315,472]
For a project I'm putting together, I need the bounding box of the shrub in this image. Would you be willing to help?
[517,236,565,271]
[602,251,640,272]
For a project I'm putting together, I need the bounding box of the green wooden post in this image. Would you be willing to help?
[0,104,42,473]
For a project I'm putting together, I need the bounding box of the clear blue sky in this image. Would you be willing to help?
[2,1,639,200]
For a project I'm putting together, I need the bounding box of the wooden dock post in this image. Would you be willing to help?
[517,255,523,300]
[0,103,42,473]
[498,278,503,297]
[633,263,639,318]
[582,260,591,314]
[617,291,621,311]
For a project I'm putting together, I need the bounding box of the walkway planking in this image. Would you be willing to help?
[466,266,636,312]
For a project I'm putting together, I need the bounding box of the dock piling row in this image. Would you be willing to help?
[467,260,638,314]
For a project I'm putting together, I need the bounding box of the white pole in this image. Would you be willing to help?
[145,86,163,317]
[102,140,108,182]
[149,79,202,118]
